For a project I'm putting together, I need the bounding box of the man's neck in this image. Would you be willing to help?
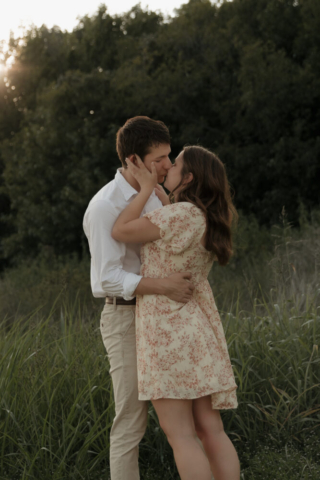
[120,167,141,192]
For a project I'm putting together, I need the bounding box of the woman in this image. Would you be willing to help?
[112,146,240,480]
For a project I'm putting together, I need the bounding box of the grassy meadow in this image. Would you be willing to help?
[0,211,319,479]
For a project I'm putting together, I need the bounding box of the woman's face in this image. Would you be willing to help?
[163,151,184,192]
[164,151,193,196]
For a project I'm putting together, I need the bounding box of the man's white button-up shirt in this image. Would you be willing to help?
[83,168,162,300]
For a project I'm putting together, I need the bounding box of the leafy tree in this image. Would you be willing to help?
[2,69,121,259]
[0,0,319,266]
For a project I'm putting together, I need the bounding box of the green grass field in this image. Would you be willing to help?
[0,213,319,479]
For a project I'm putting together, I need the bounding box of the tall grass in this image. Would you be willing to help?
[0,212,319,479]
[0,309,113,479]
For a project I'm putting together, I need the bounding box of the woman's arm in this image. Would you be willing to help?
[155,184,171,206]
[112,158,161,244]
[112,214,161,244]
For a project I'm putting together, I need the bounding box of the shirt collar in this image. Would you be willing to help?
[115,168,139,201]
[115,168,159,203]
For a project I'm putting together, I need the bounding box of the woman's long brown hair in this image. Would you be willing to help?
[171,146,238,266]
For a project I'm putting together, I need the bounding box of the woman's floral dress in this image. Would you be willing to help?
[136,202,238,409]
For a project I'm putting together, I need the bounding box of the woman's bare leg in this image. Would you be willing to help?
[193,395,240,480]
[152,398,212,480]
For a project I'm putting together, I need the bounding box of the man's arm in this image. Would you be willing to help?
[85,200,194,302]
[85,200,142,300]
[134,273,195,303]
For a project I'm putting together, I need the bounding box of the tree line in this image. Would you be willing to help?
[0,0,319,270]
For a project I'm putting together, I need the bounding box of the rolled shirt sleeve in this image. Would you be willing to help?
[83,199,142,300]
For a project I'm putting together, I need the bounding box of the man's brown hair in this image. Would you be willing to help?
[116,116,170,167]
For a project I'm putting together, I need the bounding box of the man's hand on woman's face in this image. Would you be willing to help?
[126,155,158,190]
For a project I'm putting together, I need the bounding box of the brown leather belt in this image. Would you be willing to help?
[105,297,136,306]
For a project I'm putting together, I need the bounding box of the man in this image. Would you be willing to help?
[83,116,194,480]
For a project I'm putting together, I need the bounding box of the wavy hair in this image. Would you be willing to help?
[170,146,237,266]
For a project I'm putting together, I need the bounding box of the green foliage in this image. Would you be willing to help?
[239,441,320,479]
[1,69,120,258]
[0,313,113,479]
[0,0,320,267]
[0,247,101,323]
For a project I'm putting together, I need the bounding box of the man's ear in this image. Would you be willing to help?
[127,154,137,165]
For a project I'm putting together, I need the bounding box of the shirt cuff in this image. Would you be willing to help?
[122,273,143,300]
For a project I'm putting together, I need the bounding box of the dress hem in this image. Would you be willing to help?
[138,385,238,409]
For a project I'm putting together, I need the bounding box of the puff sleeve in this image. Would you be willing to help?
[143,202,205,254]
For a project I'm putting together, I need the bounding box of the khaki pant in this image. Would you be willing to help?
[100,303,148,480]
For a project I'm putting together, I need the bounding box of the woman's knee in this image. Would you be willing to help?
[158,415,193,442]
[165,428,198,450]
[156,413,196,448]
[194,409,224,439]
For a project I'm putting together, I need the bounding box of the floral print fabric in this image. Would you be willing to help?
[136,202,238,410]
